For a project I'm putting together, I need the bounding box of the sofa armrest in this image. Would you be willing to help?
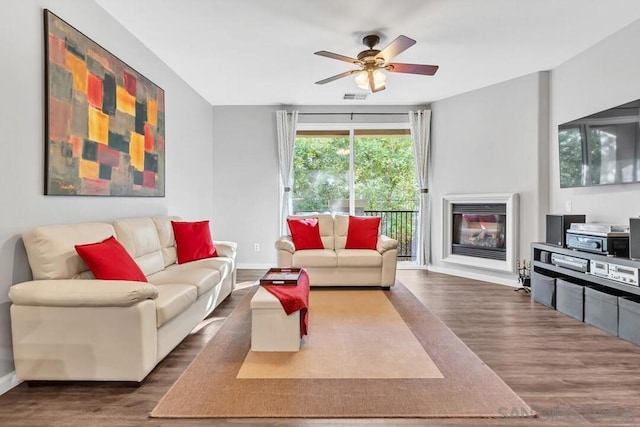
[214,240,237,259]
[377,235,398,254]
[9,280,158,307]
[275,235,296,254]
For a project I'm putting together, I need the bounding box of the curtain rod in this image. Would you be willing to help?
[288,112,408,116]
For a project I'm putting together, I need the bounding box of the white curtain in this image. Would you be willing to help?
[276,110,299,235]
[409,110,432,266]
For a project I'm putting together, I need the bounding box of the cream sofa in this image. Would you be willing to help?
[275,214,398,288]
[8,216,236,382]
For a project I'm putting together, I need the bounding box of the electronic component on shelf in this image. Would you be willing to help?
[540,250,551,264]
[545,214,586,247]
[566,232,629,257]
[569,223,629,235]
[590,260,609,278]
[551,253,589,273]
[589,260,639,286]
[630,217,640,261]
[608,264,639,286]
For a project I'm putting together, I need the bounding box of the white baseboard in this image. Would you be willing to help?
[397,262,428,270]
[238,263,429,271]
[236,263,273,270]
[427,265,519,288]
[0,371,20,396]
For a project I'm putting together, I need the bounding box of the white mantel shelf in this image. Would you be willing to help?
[442,193,519,274]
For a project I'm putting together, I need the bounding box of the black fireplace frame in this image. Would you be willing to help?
[451,203,507,261]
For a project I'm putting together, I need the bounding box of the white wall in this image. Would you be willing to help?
[211,106,280,267]
[550,19,640,222]
[0,0,214,392]
[429,72,550,285]
[211,105,423,268]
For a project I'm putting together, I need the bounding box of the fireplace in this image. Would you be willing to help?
[451,204,506,261]
[442,193,519,273]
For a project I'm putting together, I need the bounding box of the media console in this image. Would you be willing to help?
[531,243,640,347]
[532,242,640,296]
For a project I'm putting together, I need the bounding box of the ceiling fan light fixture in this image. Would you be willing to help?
[355,68,386,91]
[372,69,386,86]
[355,71,369,89]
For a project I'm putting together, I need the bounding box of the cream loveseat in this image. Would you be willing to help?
[275,214,398,288]
[8,216,236,382]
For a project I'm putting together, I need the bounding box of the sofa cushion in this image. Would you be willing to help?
[292,249,337,268]
[147,267,221,298]
[336,249,383,267]
[113,217,165,277]
[171,220,218,264]
[154,284,197,327]
[152,216,181,267]
[287,217,324,250]
[171,257,235,280]
[345,216,381,250]
[333,214,349,250]
[75,236,148,282]
[22,222,116,280]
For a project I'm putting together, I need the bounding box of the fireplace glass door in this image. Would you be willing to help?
[451,203,507,261]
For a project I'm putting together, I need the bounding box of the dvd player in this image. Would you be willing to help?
[551,253,589,273]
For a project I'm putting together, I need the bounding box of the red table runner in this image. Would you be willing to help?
[262,269,309,337]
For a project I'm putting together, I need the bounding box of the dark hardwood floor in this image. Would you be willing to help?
[1,269,640,426]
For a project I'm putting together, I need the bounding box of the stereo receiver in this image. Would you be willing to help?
[566,232,629,257]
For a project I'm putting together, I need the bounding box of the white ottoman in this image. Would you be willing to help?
[250,286,301,352]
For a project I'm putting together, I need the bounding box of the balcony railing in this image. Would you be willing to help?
[364,210,418,261]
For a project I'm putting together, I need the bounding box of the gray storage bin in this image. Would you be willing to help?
[618,296,640,346]
[531,271,555,308]
[584,286,624,336]
[556,279,584,321]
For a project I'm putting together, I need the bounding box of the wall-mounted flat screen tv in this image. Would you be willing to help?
[558,99,640,188]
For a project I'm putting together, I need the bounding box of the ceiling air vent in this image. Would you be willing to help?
[343,93,368,100]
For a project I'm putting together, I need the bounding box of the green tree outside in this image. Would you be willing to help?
[354,136,418,211]
[292,136,417,212]
[292,135,418,259]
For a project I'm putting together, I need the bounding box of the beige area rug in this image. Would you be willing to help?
[150,282,535,419]
[238,289,442,379]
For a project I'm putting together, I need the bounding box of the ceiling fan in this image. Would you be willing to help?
[314,34,439,93]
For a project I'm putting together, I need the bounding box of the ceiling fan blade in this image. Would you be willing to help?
[315,70,358,85]
[387,63,439,75]
[314,50,359,64]
[376,35,416,62]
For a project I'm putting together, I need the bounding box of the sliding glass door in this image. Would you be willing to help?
[291,131,350,214]
[292,126,418,261]
[353,131,418,260]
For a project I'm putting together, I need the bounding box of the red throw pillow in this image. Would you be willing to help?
[287,217,324,250]
[75,236,147,282]
[171,220,218,264]
[345,216,381,250]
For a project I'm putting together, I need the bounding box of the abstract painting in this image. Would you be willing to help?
[44,9,165,196]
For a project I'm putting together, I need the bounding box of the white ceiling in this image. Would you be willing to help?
[95,0,640,106]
